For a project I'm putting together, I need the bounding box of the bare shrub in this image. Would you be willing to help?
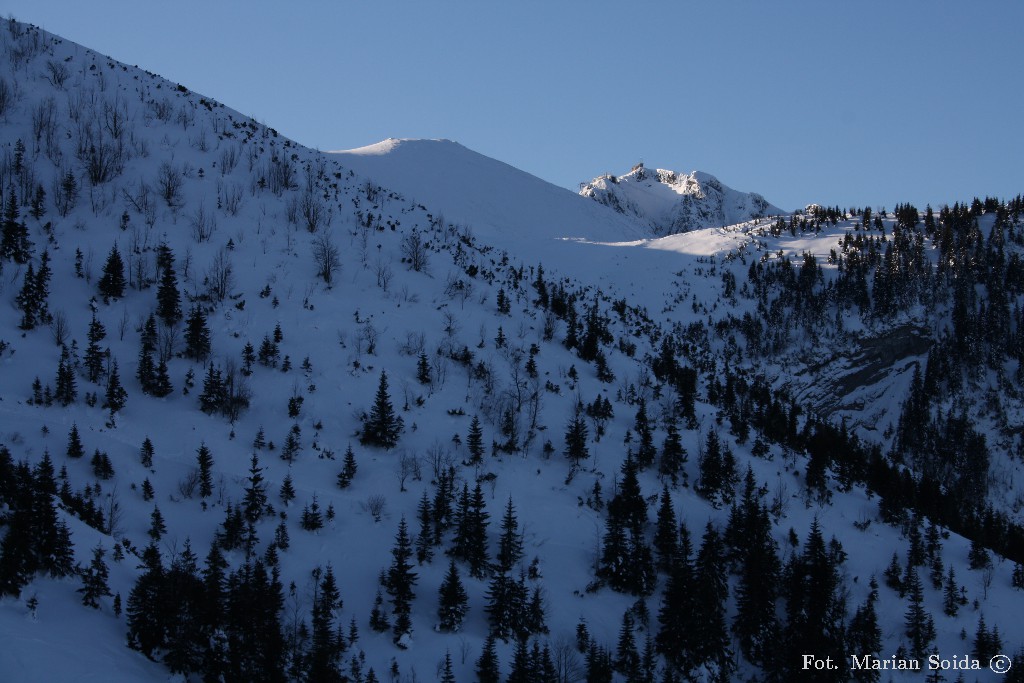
[365,494,387,522]
[312,231,340,286]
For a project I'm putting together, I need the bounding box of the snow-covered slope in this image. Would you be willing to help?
[580,163,783,235]
[1,17,1023,683]
[331,138,647,245]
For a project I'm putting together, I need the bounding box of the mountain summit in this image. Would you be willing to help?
[579,163,782,235]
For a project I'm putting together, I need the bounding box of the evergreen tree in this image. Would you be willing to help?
[475,633,501,683]
[156,243,182,325]
[280,474,296,506]
[847,580,882,683]
[1,183,31,263]
[97,245,126,300]
[149,506,167,541]
[564,411,589,466]
[308,565,344,682]
[54,346,77,406]
[691,523,732,679]
[904,567,935,658]
[15,262,38,329]
[659,421,687,485]
[496,496,524,573]
[337,444,357,488]
[197,443,214,499]
[369,587,389,633]
[415,491,434,564]
[184,306,211,361]
[615,611,639,674]
[386,517,417,641]
[243,454,268,522]
[84,312,107,384]
[467,415,485,465]
[653,486,678,574]
[140,437,155,468]
[608,453,647,535]
[104,359,128,415]
[66,424,84,459]
[437,558,469,632]
[126,543,166,658]
[360,371,403,449]
[633,398,656,468]
[416,351,431,384]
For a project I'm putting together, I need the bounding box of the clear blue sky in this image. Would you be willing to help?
[6,0,1023,211]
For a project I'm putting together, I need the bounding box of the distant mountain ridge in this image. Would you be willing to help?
[579,163,782,235]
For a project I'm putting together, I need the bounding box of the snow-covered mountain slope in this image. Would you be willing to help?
[331,138,648,245]
[580,163,783,235]
[1,17,1024,683]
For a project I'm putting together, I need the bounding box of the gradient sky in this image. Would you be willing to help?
[6,1,1023,211]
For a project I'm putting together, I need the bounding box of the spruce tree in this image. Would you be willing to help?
[633,398,656,468]
[564,410,589,466]
[104,359,128,415]
[386,517,417,640]
[66,424,84,459]
[184,306,211,361]
[415,491,433,564]
[467,415,485,465]
[496,496,524,573]
[847,580,881,683]
[692,523,731,678]
[140,437,155,468]
[84,313,107,384]
[337,444,357,488]
[197,443,214,499]
[659,421,687,485]
[97,245,126,300]
[437,558,469,632]
[361,372,403,448]
[416,351,431,384]
[156,243,182,325]
[904,567,935,658]
[308,565,344,681]
[476,633,501,683]
[243,454,267,522]
[54,346,77,406]
[653,486,678,574]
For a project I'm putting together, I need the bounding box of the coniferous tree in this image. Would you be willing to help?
[386,517,417,641]
[564,411,589,467]
[84,313,107,384]
[475,633,501,683]
[1,183,31,263]
[197,443,214,499]
[155,242,182,325]
[904,567,935,658]
[659,421,686,485]
[243,454,268,522]
[337,444,357,488]
[615,611,640,675]
[140,437,155,468]
[847,579,882,683]
[15,262,38,329]
[416,351,431,384]
[66,424,84,459]
[360,371,403,449]
[415,491,434,564]
[691,523,732,679]
[467,415,485,465]
[308,565,344,682]
[634,398,656,468]
[54,345,77,406]
[104,359,128,415]
[369,587,389,633]
[280,474,296,506]
[781,520,847,682]
[497,496,524,573]
[149,506,167,541]
[437,558,469,632]
[97,245,126,300]
[184,306,211,361]
[653,486,678,574]
[126,543,166,658]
